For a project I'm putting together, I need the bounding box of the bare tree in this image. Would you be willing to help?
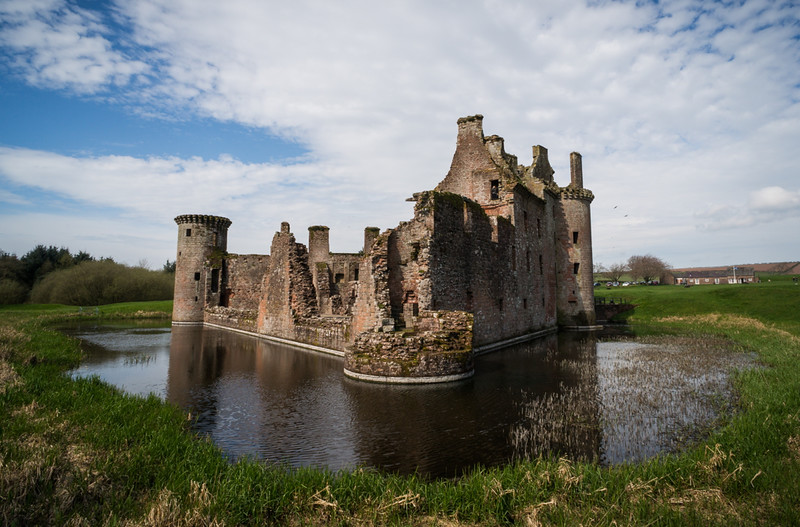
[607,262,628,283]
[627,254,669,283]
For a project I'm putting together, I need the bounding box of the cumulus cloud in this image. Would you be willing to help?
[0,0,149,93]
[0,0,799,266]
[695,185,800,233]
[749,186,800,212]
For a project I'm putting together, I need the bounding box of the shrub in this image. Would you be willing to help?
[30,260,174,305]
[0,279,28,304]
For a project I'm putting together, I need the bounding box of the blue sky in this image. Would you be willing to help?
[1,0,799,270]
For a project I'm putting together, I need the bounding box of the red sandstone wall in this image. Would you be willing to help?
[223,254,269,310]
[173,216,229,323]
[257,228,317,338]
[555,196,596,326]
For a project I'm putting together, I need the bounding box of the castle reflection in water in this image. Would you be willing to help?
[166,325,601,477]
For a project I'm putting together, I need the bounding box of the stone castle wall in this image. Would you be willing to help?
[222,254,269,310]
[173,115,596,383]
[173,215,230,323]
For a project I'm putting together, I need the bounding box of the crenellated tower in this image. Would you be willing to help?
[555,153,596,326]
[173,214,231,324]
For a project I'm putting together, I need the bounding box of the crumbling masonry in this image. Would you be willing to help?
[173,115,596,383]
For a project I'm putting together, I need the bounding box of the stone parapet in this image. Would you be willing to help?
[344,310,474,382]
[174,214,232,229]
[559,187,595,202]
[204,306,258,333]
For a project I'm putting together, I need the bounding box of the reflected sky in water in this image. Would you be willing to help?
[66,322,741,478]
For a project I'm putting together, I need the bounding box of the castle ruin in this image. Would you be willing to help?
[173,115,596,383]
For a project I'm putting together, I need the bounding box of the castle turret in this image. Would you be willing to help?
[556,153,596,327]
[173,214,231,324]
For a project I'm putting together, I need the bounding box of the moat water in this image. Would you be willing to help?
[65,321,747,478]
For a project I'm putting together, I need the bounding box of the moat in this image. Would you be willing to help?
[66,321,749,478]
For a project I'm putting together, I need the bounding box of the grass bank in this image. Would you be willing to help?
[2,286,799,525]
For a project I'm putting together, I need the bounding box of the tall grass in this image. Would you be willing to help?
[2,285,800,525]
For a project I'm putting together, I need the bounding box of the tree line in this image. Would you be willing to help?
[595,254,670,284]
[0,245,175,305]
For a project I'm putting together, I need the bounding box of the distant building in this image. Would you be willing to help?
[671,267,756,285]
[172,115,597,382]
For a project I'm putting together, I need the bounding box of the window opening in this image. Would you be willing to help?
[194,272,200,281]
[573,262,580,274]
[523,298,528,309]
[353,269,359,281]
[490,180,500,200]
[539,255,543,275]
[511,246,516,271]
[186,228,192,237]
[537,218,542,238]
[572,231,579,244]
[526,249,531,272]
[211,268,219,293]
[498,298,503,311]
[335,273,345,284]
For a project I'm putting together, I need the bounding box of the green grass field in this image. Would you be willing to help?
[596,275,800,336]
[1,281,799,525]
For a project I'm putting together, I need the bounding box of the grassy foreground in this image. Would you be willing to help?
[1,285,799,526]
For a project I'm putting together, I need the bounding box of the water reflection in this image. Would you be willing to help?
[67,324,743,478]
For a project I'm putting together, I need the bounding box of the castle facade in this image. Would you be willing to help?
[173,115,596,383]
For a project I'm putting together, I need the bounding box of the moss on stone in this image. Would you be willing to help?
[207,248,227,267]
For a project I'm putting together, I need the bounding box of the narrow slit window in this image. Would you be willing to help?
[526,250,531,272]
[511,245,516,271]
[537,218,542,238]
[573,262,580,274]
[186,228,192,237]
[490,180,500,200]
[523,298,528,309]
[211,268,219,293]
[539,255,543,275]
[572,231,579,244]
[498,298,503,311]
[194,272,201,281]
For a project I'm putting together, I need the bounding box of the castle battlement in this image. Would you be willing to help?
[172,115,596,382]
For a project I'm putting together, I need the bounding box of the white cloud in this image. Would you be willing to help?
[0,0,799,267]
[0,186,29,205]
[0,0,149,93]
[749,186,800,212]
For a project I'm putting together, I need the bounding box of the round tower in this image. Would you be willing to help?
[556,153,597,327]
[173,214,232,324]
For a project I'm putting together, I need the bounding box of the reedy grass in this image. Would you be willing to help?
[2,290,800,525]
